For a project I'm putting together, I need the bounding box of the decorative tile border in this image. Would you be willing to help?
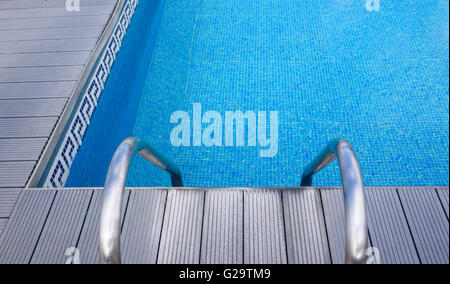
[43,0,139,188]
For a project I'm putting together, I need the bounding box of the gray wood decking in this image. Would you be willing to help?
[0,0,118,227]
[0,187,448,264]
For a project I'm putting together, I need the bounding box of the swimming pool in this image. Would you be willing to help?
[66,0,449,188]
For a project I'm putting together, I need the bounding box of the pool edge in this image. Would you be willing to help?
[26,0,139,188]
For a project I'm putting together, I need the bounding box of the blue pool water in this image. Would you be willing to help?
[67,0,449,187]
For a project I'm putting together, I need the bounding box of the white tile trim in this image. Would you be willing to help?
[43,0,139,188]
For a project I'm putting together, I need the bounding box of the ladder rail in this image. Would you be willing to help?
[99,137,182,264]
[99,138,366,264]
[301,139,368,264]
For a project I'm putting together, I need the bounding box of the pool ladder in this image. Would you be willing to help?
[99,137,368,264]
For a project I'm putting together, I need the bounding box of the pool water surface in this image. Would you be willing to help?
[66,0,449,187]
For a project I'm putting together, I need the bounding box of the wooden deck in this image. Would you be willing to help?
[0,0,119,228]
[0,187,448,264]
[0,1,448,265]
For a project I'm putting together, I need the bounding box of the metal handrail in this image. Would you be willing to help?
[301,139,368,264]
[99,137,182,264]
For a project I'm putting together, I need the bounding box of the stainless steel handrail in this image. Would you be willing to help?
[99,137,182,264]
[301,139,368,264]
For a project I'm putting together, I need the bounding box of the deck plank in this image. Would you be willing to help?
[0,190,56,264]
[320,189,347,264]
[0,117,58,138]
[77,190,129,264]
[0,161,35,187]
[157,189,205,264]
[0,219,7,235]
[0,81,76,99]
[30,190,93,264]
[0,38,98,54]
[398,188,449,264]
[122,189,167,264]
[0,0,117,10]
[0,52,90,68]
[0,138,48,162]
[0,188,21,218]
[0,15,111,30]
[436,188,449,219]
[0,5,116,20]
[244,189,287,264]
[0,66,84,83]
[0,26,105,42]
[366,188,420,264]
[200,189,243,264]
[283,189,331,264]
[0,98,68,118]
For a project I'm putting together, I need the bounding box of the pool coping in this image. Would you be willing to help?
[21,186,450,191]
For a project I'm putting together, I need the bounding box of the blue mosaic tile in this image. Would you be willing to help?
[67,0,449,188]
